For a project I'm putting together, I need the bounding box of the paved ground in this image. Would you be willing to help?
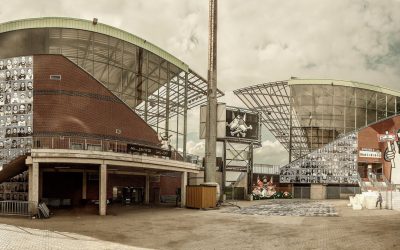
[0,200,399,250]
[226,200,338,216]
[0,223,149,250]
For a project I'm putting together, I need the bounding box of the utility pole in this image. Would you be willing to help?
[204,0,218,184]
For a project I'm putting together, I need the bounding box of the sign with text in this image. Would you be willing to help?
[127,144,171,157]
[378,133,396,142]
[359,149,382,159]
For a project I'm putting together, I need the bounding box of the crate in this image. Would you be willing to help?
[186,185,216,209]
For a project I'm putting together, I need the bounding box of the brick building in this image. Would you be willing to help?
[0,17,221,215]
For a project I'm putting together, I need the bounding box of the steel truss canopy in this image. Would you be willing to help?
[234,79,400,162]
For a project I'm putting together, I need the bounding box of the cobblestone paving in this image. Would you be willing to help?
[0,223,151,250]
[227,200,338,217]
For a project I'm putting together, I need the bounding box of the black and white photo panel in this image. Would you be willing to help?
[0,56,33,170]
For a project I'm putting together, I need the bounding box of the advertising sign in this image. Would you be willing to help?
[359,148,382,159]
[127,144,171,157]
[378,133,396,142]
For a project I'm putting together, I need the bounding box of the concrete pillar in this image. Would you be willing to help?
[181,172,187,208]
[99,164,107,216]
[310,184,326,200]
[145,175,150,204]
[39,168,43,200]
[82,171,87,200]
[28,162,39,215]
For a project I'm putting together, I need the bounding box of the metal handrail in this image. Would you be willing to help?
[32,136,200,164]
[0,200,34,216]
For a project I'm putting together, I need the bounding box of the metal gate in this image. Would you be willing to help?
[293,186,310,199]
[326,186,341,199]
[326,186,361,199]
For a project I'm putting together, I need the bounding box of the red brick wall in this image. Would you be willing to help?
[160,174,181,196]
[33,55,159,146]
[358,115,400,180]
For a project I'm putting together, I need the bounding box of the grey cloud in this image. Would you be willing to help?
[1,0,399,164]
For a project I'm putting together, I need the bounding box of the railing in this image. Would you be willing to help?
[0,200,33,216]
[253,164,281,175]
[33,136,199,164]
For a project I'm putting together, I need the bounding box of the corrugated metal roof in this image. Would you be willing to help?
[0,17,189,72]
[288,78,400,97]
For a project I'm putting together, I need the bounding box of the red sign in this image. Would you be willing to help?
[378,133,396,142]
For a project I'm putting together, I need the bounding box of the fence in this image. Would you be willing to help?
[0,201,33,216]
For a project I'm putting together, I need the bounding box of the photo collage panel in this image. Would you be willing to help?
[280,132,359,184]
[0,56,33,169]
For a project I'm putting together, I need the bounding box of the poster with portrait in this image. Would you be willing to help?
[225,107,260,141]
[279,132,359,185]
[0,56,33,170]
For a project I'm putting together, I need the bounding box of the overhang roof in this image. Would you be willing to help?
[288,78,400,97]
[0,17,189,71]
[234,78,400,161]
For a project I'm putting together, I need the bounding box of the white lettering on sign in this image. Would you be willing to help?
[359,149,382,159]
[378,133,396,142]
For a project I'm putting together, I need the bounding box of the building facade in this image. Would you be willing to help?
[235,79,400,198]
[0,17,219,215]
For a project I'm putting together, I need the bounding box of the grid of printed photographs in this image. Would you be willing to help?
[280,132,359,184]
[0,56,33,169]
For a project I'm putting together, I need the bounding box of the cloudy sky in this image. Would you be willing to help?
[1,0,399,165]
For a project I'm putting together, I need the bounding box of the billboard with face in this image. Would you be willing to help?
[225,108,260,142]
[0,56,33,170]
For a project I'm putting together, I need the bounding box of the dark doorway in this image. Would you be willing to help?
[43,172,83,206]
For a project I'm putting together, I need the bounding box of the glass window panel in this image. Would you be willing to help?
[61,29,78,58]
[122,70,136,96]
[345,107,355,129]
[387,95,396,113]
[355,89,367,108]
[397,97,400,114]
[377,110,386,121]
[356,108,366,128]
[376,93,386,111]
[93,33,109,63]
[77,30,93,59]
[123,42,137,69]
[109,37,123,66]
[367,109,376,124]
[108,65,122,92]
[94,62,108,85]
[31,29,48,55]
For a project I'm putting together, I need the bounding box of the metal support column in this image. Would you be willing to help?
[165,64,170,137]
[183,72,188,159]
[221,140,226,201]
[288,95,293,163]
[247,142,254,195]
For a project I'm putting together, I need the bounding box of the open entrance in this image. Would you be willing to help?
[42,172,83,207]
[358,162,383,179]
